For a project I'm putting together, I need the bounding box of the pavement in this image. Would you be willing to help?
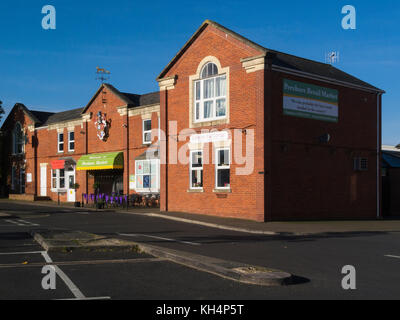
[4,199,400,236]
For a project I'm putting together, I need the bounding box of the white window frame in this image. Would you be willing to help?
[194,64,227,123]
[143,119,152,145]
[215,148,231,190]
[68,131,75,152]
[58,133,64,153]
[189,150,203,190]
[135,159,160,193]
[51,168,66,191]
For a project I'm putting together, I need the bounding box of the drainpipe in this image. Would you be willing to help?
[377,92,382,219]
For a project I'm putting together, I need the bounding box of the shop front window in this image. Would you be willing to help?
[135,159,159,192]
[51,168,67,190]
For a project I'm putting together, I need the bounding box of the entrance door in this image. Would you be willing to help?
[40,166,47,196]
[66,170,76,202]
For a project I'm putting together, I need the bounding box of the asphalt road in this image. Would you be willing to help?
[0,201,399,300]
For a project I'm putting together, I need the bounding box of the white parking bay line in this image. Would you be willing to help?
[4,219,39,227]
[118,233,201,246]
[385,255,400,259]
[17,219,40,226]
[41,251,85,299]
[0,251,44,255]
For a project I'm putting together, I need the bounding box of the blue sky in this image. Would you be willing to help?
[0,0,399,144]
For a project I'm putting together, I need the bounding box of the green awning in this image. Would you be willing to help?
[77,152,124,171]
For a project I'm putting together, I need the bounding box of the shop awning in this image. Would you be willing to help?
[76,152,124,171]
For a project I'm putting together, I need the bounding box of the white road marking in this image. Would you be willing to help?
[18,219,40,226]
[41,251,85,299]
[57,296,111,300]
[118,233,201,246]
[385,255,400,259]
[0,251,44,255]
[4,219,39,227]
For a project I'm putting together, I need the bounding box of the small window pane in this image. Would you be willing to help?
[144,120,152,131]
[204,101,213,119]
[58,134,64,142]
[150,161,157,174]
[191,170,203,188]
[144,132,152,143]
[216,99,226,117]
[59,143,64,152]
[69,176,74,189]
[136,162,144,175]
[136,176,143,189]
[216,76,226,97]
[195,82,200,101]
[217,169,230,188]
[69,142,75,150]
[69,132,74,141]
[143,175,150,188]
[191,152,202,168]
[204,79,215,99]
[218,149,230,166]
[195,103,200,120]
[143,161,150,174]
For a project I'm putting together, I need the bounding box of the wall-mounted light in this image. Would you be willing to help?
[319,133,331,143]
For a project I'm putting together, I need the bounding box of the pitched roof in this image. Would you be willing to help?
[39,107,84,126]
[120,91,160,107]
[81,83,160,114]
[157,20,383,93]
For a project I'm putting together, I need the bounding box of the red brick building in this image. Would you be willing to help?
[1,20,384,221]
[156,20,384,221]
[1,83,160,204]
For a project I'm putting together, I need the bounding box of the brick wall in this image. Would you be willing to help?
[162,24,265,221]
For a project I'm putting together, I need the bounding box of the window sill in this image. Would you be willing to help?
[187,189,204,193]
[191,118,229,128]
[213,188,232,193]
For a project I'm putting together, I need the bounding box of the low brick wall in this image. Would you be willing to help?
[9,194,36,201]
[8,194,51,201]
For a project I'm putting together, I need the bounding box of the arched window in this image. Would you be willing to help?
[194,62,227,122]
[13,123,24,154]
[201,63,218,79]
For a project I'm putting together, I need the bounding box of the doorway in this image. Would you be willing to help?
[40,166,47,196]
[66,168,76,202]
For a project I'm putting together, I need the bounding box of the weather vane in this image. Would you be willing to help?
[96,66,111,83]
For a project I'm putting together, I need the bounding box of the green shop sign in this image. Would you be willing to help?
[283,79,339,122]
